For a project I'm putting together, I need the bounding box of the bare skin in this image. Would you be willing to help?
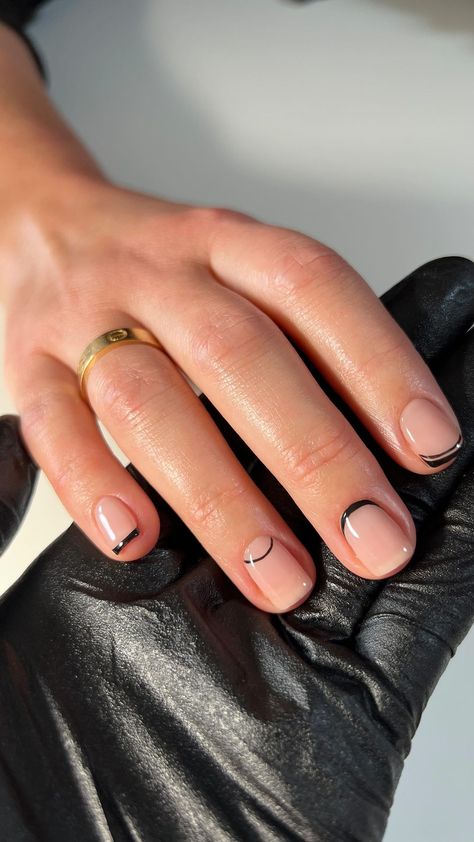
[0,24,464,613]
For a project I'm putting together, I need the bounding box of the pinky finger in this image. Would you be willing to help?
[10,353,160,561]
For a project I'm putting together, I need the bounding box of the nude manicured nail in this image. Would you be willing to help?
[400,397,463,468]
[94,496,140,555]
[341,500,415,577]
[243,535,314,611]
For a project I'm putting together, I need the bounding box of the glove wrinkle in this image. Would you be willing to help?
[0,415,38,555]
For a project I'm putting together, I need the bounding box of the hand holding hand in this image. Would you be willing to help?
[1,178,465,613]
[0,256,473,841]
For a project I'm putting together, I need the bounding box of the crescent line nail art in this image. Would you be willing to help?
[244,536,273,563]
[340,499,377,533]
[419,433,463,468]
[340,500,415,577]
[400,397,464,470]
[243,535,314,611]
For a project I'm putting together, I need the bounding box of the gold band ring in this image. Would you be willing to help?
[77,327,165,405]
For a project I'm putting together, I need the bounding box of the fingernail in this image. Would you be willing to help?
[94,495,140,555]
[400,397,463,468]
[341,500,415,577]
[243,535,314,612]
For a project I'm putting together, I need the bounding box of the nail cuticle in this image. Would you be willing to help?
[340,498,379,533]
[340,499,414,577]
[243,536,274,564]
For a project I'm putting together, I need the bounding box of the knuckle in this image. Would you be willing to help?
[357,335,409,380]
[96,367,141,423]
[187,478,249,530]
[184,206,258,258]
[279,425,359,489]
[189,205,256,231]
[95,354,176,430]
[53,449,98,497]
[19,389,98,497]
[20,385,68,442]
[19,396,50,441]
[188,306,274,374]
[267,234,349,299]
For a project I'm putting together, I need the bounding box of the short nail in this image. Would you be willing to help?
[341,500,415,577]
[400,397,463,468]
[243,535,314,612]
[94,495,140,555]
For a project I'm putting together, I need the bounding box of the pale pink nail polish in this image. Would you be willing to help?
[341,500,415,577]
[400,397,463,468]
[243,535,314,612]
[94,496,140,555]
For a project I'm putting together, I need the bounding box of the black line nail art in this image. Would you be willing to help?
[340,499,380,533]
[112,528,140,555]
[419,433,463,468]
[244,537,273,563]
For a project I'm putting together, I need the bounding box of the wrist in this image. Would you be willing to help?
[0,170,112,307]
[1,162,109,224]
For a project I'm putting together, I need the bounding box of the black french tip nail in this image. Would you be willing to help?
[419,433,463,468]
[112,528,140,555]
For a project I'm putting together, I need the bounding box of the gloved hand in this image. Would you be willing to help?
[0,256,473,842]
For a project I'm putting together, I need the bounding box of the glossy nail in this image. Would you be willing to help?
[94,495,140,555]
[243,535,314,612]
[400,397,463,468]
[341,500,415,577]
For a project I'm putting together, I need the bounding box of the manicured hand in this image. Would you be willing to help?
[1,179,464,612]
[1,257,473,842]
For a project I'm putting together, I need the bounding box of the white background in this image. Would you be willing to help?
[0,0,473,838]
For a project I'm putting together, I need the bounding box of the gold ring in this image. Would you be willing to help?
[77,327,164,405]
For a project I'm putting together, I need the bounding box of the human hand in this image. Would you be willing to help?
[1,178,465,612]
[0,257,473,841]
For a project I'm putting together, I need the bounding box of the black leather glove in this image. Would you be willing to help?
[0,256,473,842]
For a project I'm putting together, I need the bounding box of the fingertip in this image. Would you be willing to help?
[399,397,464,471]
[243,535,316,614]
[94,494,161,562]
[340,500,416,580]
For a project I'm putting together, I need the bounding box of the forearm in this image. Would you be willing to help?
[0,23,104,191]
[0,23,108,301]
